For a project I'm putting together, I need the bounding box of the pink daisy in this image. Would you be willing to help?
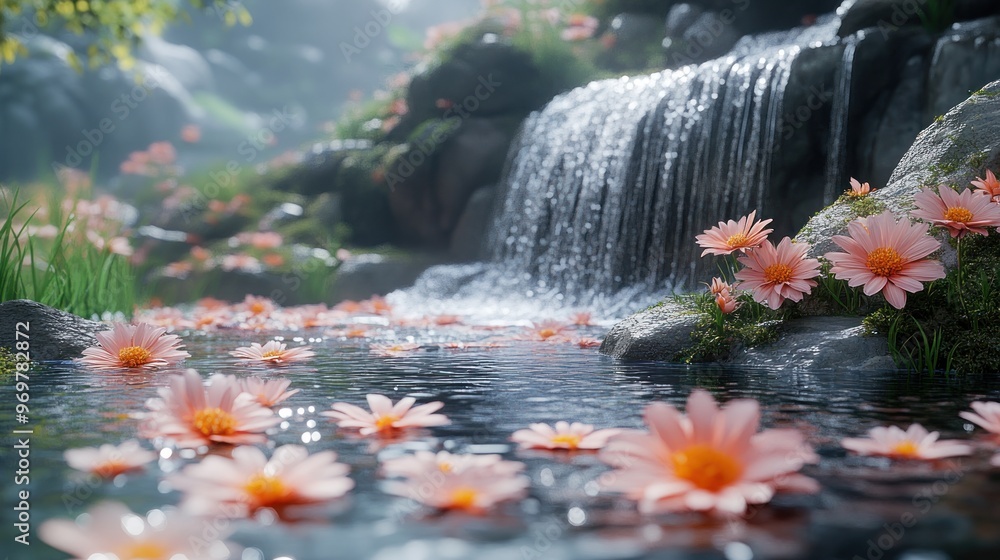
[715,291,740,314]
[64,440,156,478]
[576,338,603,348]
[523,320,569,341]
[230,341,315,364]
[695,210,774,256]
[600,390,819,516]
[381,451,529,513]
[959,401,1000,439]
[239,377,300,407]
[381,450,513,478]
[911,186,1000,238]
[511,421,622,451]
[79,322,190,370]
[322,394,450,436]
[141,369,280,448]
[825,211,946,309]
[707,277,732,296]
[841,424,971,460]
[39,501,232,560]
[370,342,422,357]
[171,444,353,518]
[734,237,821,310]
[846,177,873,198]
[972,169,1000,202]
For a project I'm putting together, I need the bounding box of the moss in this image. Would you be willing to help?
[675,295,783,363]
[0,347,14,377]
[848,195,885,218]
[967,150,990,171]
[972,87,1000,99]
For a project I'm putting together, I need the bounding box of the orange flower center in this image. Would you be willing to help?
[261,349,283,359]
[249,302,267,315]
[866,247,905,277]
[375,415,399,432]
[670,444,743,492]
[943,207,974,224]
[891,441,920,458]
[537,328,559,339]
[725,233,751,248]
[550,434,582,449]
[448,487,479,510]
[118,346,152,368]
[438,461,454,473]
[763,263,794,284]
[94,460,130,478]
[119,541,170,560]
[243,473,289,506]
[191,407,238,437]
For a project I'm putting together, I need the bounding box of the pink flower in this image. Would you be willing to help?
[600,390,818,516]
[64,440,156,478]
[170,444,353,518]
[570,311,594,326]
[230,341,315,364]
[369,342,421,357]
[972,169,1000,202]
[696,210,774,256]
[221,254,262,273]
[716,291,740,314]
[911,186,1000,238]
[141,369,280,448]
[381,451,529,513]
[846,177,873,198]
[959,401,1000,439]
[825,211,946,309]
[322,394,450,436]
[841,424,971,460]
[734,237,820,310]
[511,421,622,451]
[79,322,190,370]
[524,320,569,341]
[147,141,177,166]
[181,124,201,143]
[39,501,232,560]
[576,338,603,348]
[708,277,732,296]
[239,377,300,407]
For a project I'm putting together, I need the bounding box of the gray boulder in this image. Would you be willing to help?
[732,317,894,370]
[0,300,104,361]
[599,301,702,361]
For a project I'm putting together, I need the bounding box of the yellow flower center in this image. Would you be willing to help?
[243,473,289,506]
[439,461,454,473]
[550,433,582,449]
[763,263,794,284]
[117,346,152,368]
[725,233,751,248]
[191,407,238,437]
[943,206,974,224]
[120,541,170,560]
[891,441,920,458]
[670,444,743,492]
[261,349,283,359]
[94,460,129,478]
[537,328,559,339]
[866,247,905,277]
[448,487,479,510]
[375,415,399,432]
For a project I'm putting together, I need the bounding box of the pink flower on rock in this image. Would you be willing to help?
[79,322,190,370]
[696,210,774,256]
[170,444,353,518]
[230,341,315,364]
[846,177,873,198]
[600,390,819,516]
[322,394,450,436]
[239,377,300,407]
[841,424,971,460]
[64,440,156,478]
[141,369,280,448]
[959,401,1000,439]
[708,277,732,296]
[39,501,232,560]
[825,211,946,309]
[734,237,821,310]
[972,169,1000,202]
[716,291,740,314]
[511,421,622,451]
[911,186,1000,238]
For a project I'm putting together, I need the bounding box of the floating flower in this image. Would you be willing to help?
[841,424,971,460]
[734,237,820,310]
[79,322,190,370]
[322,394,450,436]
[959,401,1000,439]
[825,211,946,309]
[64,440,156,478]
[911,186,1000,238]
[230,341,315,364]
[369,342,421,357]
[141,369,279,448]
[181,124,201,143]
[570,311,594,326]
[524,320,568,341]
[576,338,603,348]
[716,291,740,314]
[511,421,622,451]
[696,210,774,256]
[382,451,529,513]
[39,501,232,560]
[171,444,353,518]
[972,169,1000,202]
[846,177,873,198]
[600,390,818,516]
[239,377,300,407]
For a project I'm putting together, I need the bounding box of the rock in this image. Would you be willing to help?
[926,16,1000,119]
[0,300,104,361]
[839,0,1000,37]
[329,254,450,303]
[450,187,497,262]
[797,78,1000,257]
[663,5,742,67]
[599,301,702,361]
[732,316,892,370]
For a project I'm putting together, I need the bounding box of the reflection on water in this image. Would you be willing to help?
[3,331,1000,560]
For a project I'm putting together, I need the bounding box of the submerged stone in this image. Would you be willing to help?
[0,299,104,361]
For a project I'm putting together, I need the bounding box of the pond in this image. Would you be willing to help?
[5,316,1000,560]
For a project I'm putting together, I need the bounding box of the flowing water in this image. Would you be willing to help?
[4,330,1000,560]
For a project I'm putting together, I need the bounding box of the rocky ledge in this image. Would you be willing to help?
[0,300,105,361]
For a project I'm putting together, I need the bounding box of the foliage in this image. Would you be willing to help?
[0,0,246,70]
[917,0,956,34]
[0,347,14,377]
[676,292,782,363]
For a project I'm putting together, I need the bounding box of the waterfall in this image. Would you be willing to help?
[824,34,859,204]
